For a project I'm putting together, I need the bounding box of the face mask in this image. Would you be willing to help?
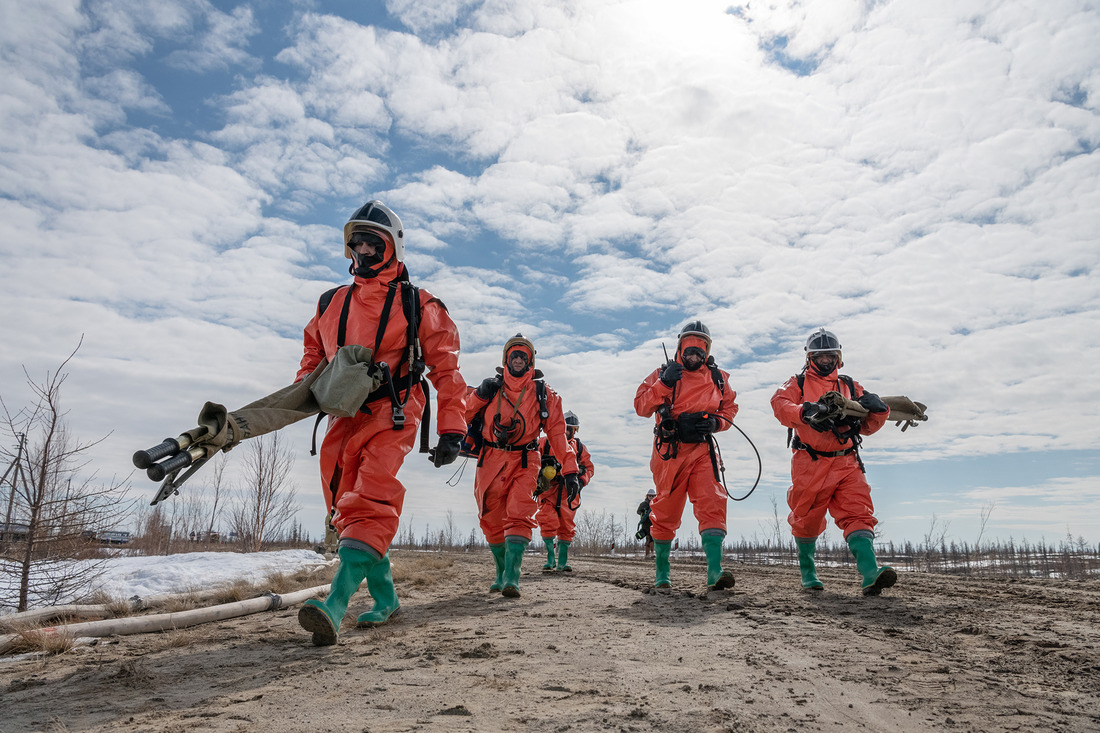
[348,231,389,278]
[682,346,706,371]
[810,352,839,375]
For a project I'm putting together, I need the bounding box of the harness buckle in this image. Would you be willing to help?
[391,404,406,430]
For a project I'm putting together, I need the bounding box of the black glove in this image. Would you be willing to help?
[659,361,683,387]
[429,433,465,467]
[801,401,835,431]
[475,375,502,400]
[694,414,719,435]
[857,391,889,414]
[564,473,581,503]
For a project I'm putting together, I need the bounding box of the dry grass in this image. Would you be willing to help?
[155,594,205,613]
[393,554,455,588]
[78,591,140,619]
[146,627,201,653]
[5,626,76,656]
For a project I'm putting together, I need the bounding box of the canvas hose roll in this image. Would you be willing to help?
[814,391,929,429]
[134,345,386,503]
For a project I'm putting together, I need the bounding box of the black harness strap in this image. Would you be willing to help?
[474,379,549,469]
[310,277,433,456]
[787,371,866,472]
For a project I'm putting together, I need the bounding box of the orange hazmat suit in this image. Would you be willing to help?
[771,368,888,539]
[634,337,738,542]
[535,434,594,543]
[467,343,578,544]
[297,261,466,556]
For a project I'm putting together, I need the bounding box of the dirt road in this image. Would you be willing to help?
[3,551,1098,732]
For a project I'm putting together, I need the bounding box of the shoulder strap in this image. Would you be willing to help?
[317,285,348,317]
[706,357,725,393]
[840,374,858,399]
[535,380,549,425]
[315,284,354,348]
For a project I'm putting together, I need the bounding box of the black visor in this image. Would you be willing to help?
[348,230,387,249]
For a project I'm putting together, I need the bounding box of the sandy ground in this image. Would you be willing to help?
[2,550,1099,733]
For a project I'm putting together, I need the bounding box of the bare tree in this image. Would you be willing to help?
[203,453,228,542]
[229,433,299,552]
[131,502,174,555]
[975,500,996,550]
[0,344,134,610]
[443,509,457,548]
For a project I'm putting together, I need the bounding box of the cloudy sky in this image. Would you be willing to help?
[1,0,1098,548]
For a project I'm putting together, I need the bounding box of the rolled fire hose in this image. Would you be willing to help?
[0,584,329,656]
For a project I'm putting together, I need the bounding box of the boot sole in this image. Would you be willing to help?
[356,606,401,628]
[298,604,339,646]
[862,568,898,596]
[709,572,736,591]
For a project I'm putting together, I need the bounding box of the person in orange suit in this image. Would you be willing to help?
[467,334,579,597]
[634,321,739,592]
[770,327,896,596]
[535,410,594,572]
[296,200,467,645]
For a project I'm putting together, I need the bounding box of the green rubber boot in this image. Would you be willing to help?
[542,537,556,571]
[702,531,735,590]
[654,540,672,590]
[488,543,506,592]
[847,532,897,596]
[501,537,529,598]
[556,540,572,572]
[355,552,401,627]
[298,545,374,646]
[796,537,824,590]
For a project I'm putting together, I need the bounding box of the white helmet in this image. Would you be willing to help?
[646,487,657,497]
[344,200,404,263]
[804,327,841,354]
[564,411,580,430]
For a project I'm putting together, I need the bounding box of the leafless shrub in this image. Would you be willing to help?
[1,342,135,610]
[229,433,300,553]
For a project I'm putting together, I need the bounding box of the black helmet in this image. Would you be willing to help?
[679,320,711,345]
[678,320,712,356]
[804,328,841,354]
